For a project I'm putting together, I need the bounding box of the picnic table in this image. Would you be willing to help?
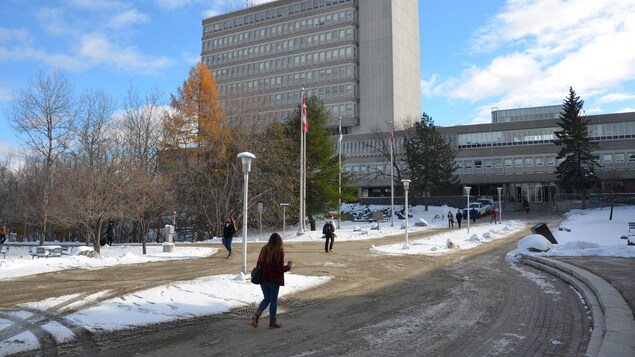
[30,245,63,259]
[0,245,9,259]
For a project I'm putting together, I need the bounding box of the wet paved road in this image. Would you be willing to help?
[2,211,632,356]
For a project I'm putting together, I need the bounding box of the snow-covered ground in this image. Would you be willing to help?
[1,204,634,356]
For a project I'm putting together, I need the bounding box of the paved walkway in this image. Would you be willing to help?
[520,255,635,356]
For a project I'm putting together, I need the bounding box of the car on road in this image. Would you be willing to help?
[463,202,486,219]
[476,199,495,214]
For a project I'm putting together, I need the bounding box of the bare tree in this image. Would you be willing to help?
[9,70,75,245]
[119,86,168,253]
[51,90,123,253]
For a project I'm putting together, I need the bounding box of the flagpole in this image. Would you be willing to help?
[302,89,307,232]
[298,89,304,235]
[302,120,306,232]
[390,123,395,227]
[338,116,342,229]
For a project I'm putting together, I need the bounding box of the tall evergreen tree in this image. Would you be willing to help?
[554,87,599,208]
[403,113,458,210]
[282,95,356,230]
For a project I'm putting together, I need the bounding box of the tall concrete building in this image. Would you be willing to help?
[201,0,421,135]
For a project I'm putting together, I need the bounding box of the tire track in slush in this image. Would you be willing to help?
[0,307,97,356]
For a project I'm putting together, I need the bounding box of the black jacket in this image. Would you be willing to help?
[223,222,236,239]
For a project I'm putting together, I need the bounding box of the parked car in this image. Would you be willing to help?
[462,202,487,219]
[476,198,495,214]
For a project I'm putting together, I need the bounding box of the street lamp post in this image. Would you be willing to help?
[237,152,255,275]
[465,186,472,234]
[497,187,502,224]
[402,179,411,246]
[280,203,290,239]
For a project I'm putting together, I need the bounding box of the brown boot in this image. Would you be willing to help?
[269,317,281,328]
[250,310,262,328]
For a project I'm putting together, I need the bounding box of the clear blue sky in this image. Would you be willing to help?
[1,0,634,160]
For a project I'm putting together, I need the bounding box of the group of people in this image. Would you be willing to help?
[447,207,499,228]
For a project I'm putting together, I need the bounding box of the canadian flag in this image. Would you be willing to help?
[301,92,308,133]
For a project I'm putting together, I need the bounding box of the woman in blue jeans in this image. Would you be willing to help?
[251,233,292,328]
[222,217,236,258]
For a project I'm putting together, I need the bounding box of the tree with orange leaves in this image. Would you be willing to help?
[162,62,242,240]
[163,62,228,153]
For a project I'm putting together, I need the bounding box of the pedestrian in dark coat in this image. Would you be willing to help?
[523,199,530,214]
[323,214,336,252]
[455,210,463,229]
[251,233,292,329]
[470,208,477,223]
[106,220,114,246]
[223,217,236,258]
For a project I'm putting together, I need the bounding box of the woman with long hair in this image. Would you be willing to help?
[251,233,292,328]
[222,216,236,258]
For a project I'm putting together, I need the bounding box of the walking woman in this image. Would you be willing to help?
[223,217,236,258]
[251,233,292,328]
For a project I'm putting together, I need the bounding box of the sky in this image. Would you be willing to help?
[1,204,634,355]
[1,0,635,161]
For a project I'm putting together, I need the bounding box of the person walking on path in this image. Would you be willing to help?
[470,208,478,223]
[251,233,292,329]
[222,217,236,258]
[489,207,498,224]
[523,199,530,214]
[106,220,115,246]
[455,209,463,229]
[0,222,6,244]
[323,214,336,253]
[448,211,454,228]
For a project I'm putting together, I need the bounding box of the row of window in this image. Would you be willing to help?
[218,65,357,96]
[589,122,635,138]
[339,138,405,157]
[222,83,357,108]
[205,0,354,34]
[341,152,635,184]
[458,157,558,171]
[343,162,406,175]
[458,127,558,148]
[491,105,562,123]
[457,122,635,148]
[204,27,356,66]
[457,152,635,173]
[599,152,635,164]
[208,46,357,82]
[225,102,359,123]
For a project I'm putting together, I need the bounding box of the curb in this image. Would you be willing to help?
[518,255,635,357]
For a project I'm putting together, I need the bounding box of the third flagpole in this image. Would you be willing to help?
[338,116,342,229]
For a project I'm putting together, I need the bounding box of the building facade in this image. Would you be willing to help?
[201,0,421,135]
[340,110,635,208]
[491,104,562,123]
